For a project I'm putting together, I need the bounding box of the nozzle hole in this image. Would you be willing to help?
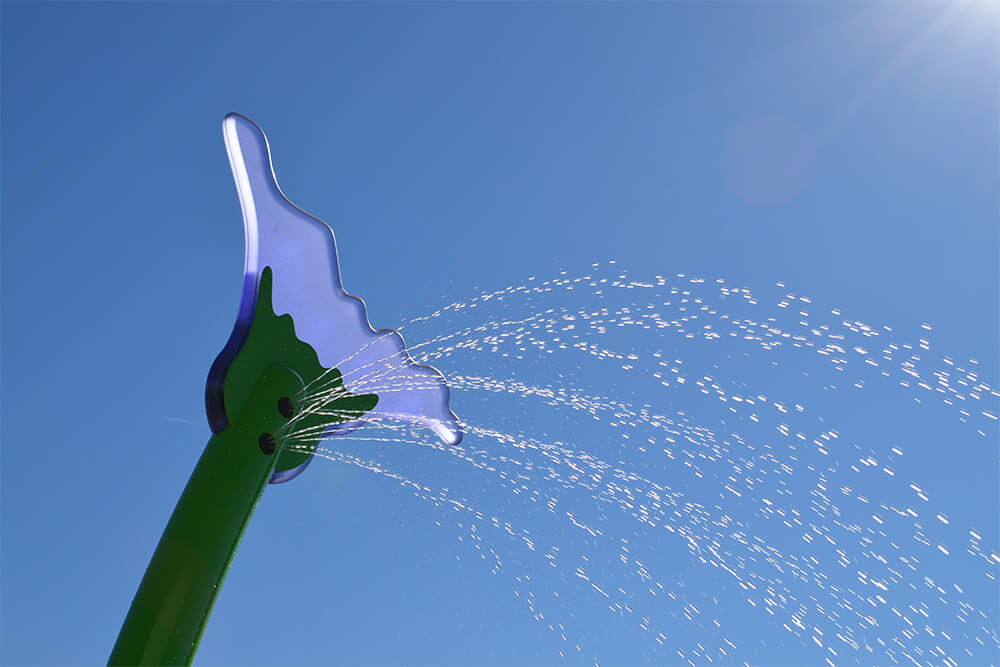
[277,397,295,419]
[259,432,276,456]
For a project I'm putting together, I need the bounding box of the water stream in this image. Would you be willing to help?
[288,262,998,665]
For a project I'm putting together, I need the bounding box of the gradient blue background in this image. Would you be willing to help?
[2,2,997,665]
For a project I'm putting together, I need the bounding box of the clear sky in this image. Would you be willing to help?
[2,2,998,665]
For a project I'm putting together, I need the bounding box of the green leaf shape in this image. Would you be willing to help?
[224,266,378,474]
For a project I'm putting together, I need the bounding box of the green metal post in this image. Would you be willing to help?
[108,365,304,666]
[109,265,378,665]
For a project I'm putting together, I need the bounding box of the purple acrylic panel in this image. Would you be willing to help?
[207,114,462,454]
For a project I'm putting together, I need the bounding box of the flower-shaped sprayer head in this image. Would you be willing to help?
[206,114,462,483]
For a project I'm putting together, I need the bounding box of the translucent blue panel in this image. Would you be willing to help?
[207,114,461,449]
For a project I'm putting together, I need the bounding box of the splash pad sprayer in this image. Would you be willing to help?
[109,114,462,665]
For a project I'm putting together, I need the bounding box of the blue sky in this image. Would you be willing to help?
[2,2,997,665]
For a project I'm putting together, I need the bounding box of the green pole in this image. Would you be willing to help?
[109,267,378,665]
[108,365,303,666]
